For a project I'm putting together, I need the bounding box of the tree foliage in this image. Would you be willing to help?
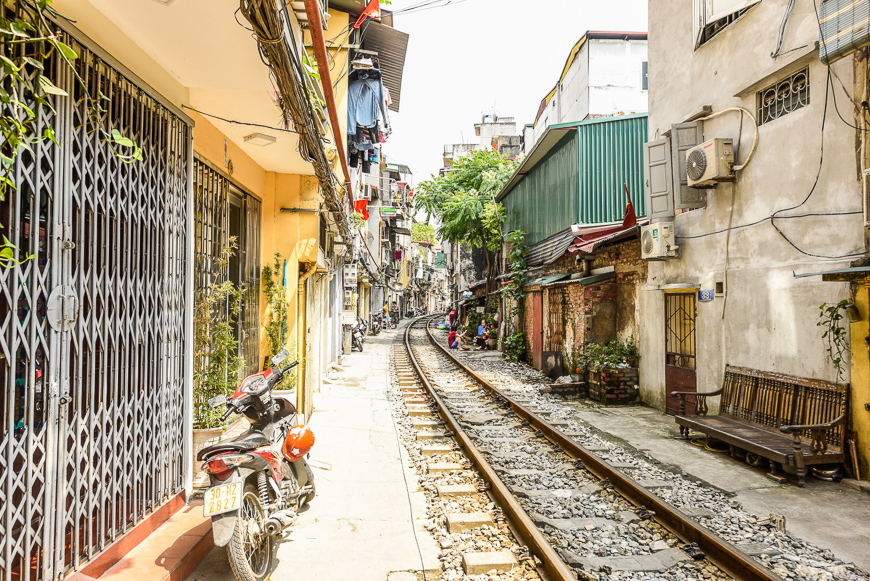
[415,149,517,250]
[411,222,437,244]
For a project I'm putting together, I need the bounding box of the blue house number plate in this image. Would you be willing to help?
[698,290,714,302]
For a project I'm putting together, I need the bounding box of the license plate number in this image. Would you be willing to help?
[203,483,242,517]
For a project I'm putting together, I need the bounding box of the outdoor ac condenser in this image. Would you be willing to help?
[686,138,734,188]
[641,222,678,260]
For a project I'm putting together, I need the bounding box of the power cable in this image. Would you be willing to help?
[181,104,299,134]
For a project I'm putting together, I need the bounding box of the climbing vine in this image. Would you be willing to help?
[818,300,851,382]
[0,0,141,266]
[501,230,529,318]
[193,239,245,429]
[262,254,289,358]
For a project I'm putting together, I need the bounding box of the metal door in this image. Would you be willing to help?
[531,292,543,369]
[1,29,192,581]
[665,292,697,415]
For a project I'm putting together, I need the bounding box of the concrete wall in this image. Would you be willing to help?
[533,37,648,147]
[642,1,864,410]
[588,39,648,117]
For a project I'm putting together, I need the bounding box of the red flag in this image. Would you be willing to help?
[354,199,369,221]
[353,0,381,29]
[622,183,637,228]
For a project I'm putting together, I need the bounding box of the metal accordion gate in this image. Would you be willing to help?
[0,26,192,581]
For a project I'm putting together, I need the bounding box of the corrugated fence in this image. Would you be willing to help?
[503,114,648,245]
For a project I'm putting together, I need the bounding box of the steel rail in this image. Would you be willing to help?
[402,320,578,581]
[422,317,784,581]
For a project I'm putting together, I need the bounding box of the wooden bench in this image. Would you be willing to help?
[673,365,849,486]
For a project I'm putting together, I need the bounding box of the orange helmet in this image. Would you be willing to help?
[283,425,315,461]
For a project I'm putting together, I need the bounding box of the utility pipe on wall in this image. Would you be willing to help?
[303,0,353,195]
[297,262,318,417]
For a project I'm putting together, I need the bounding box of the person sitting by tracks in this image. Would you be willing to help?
[448,327,459,349]
[475,321,489,350]
[456,327,471,350]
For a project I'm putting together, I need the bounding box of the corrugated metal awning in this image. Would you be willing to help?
[793,267,870,279]
[527,273,571,287]
[526,229,575,267]
[568,220,647,254]
[360,21,409,112]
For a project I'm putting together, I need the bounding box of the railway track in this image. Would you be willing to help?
[400,315,785,581]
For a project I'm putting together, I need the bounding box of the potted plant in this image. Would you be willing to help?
[192,240,246,476]
[487,328,498,349]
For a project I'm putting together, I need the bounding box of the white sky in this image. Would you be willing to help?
[384,0,649,184]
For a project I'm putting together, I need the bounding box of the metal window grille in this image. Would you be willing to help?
[192,160,260,377]
[665,293,696,370]
[757,68,809,125]
[547,287,564,352]
[1,26,192,581]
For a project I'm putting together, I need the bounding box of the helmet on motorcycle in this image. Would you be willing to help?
[283,424,315,461]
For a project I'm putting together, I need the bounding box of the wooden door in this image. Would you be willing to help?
[665,292,697,415]
[531,292,543,369]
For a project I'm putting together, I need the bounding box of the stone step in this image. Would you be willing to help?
[446,512,494,532]
[411,418,442,428]
[427,462,464,474]
[462,551,518,575]
[416,431,450,440]
[435,484,478,497]
[421,445,453,456]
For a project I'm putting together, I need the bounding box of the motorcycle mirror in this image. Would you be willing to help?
[271,348,290,366]
[207,394,227,409]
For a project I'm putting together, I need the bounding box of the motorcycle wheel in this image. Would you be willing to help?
[227,483,273,581]
[356,338,364,352]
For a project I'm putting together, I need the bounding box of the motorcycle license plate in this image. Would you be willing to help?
[203,482,242,517]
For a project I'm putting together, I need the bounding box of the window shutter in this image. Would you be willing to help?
[671,122,706,209]
[644,137,675,222]
[706,0,758,23]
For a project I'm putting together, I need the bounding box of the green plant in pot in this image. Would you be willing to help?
[193,239,246,430]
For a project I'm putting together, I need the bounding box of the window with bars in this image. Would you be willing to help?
[757,68,810,125]
[547,288,564,351]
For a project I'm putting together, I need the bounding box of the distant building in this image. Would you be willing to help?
[442,113,522,172]
[527,31,648,153]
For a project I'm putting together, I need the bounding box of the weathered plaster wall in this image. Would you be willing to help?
[643,0,862,410]
[588,39,648,117]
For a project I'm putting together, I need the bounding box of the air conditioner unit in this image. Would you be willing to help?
[686,138,734,188]
[641,222,679,260]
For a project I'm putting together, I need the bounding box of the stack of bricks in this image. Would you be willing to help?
[587,366,640,405]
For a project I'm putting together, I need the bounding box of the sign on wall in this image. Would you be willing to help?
[698,289,714,302]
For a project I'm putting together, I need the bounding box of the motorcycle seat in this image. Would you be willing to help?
[197,430,270,460]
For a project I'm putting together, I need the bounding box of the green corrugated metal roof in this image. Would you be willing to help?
[499,113,648,245]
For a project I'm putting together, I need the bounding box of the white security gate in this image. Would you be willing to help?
[0,26,192,581]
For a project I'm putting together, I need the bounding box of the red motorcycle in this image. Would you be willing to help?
[198,349,315,581]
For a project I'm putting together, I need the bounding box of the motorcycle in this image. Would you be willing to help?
[198,349,315,581]
[351,318,365,352]
[370,314,381,336]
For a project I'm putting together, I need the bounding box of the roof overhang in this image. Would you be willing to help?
[360,20,409,112]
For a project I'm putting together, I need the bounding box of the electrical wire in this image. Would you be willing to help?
[695,107,758,170]
[770,0,808,58]
[181,104,299,134]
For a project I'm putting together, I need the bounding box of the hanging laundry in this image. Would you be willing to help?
[347,68,387,137]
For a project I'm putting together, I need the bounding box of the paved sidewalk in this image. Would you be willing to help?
[187,324,439,581]
[559,401,870,572]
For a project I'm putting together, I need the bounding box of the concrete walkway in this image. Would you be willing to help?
[187,324,439,581]
[559,401,870,572]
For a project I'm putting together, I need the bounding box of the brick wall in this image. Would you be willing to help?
[519,238,647,372]
[587,367,640,404]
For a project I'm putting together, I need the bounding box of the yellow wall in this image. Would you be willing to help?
[850,284,870,480]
